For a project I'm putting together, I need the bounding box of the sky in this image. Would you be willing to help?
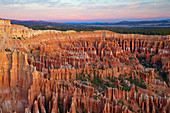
[0,0,170,22]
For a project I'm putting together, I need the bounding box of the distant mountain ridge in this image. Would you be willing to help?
[93,19,170,25]
[84,19,170,27]
[10,19,67,26]
[1,18,170,28]
[8,19,170,26]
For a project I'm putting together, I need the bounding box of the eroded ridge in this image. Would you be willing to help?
[0,19,169,113]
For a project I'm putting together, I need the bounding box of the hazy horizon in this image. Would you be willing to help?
[48,17,170,23]
[2,17,170,24]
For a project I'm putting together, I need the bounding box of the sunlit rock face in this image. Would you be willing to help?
[0,49,33,112]
[0,19,11,25]
[0,19,170,113]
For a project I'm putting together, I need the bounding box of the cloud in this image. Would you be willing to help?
[0,0,62,8]
[0,0,169,21]
[127,4,141,8]
[0,0,46,4]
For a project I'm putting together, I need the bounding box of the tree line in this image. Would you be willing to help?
[18,23,170,35]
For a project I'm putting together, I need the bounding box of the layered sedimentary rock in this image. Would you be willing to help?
[0,50,32,112]
[0,19,169,113]
[0,19,11,25]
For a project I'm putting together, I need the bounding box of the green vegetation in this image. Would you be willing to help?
[129,57,133,60]
[104,81,116,88]
[107,76,115,82]
[30,49,33,54]
[17,37,21,40]
[105,75,116,88]
[106,27,170,35]
[137,56,169,86]
[93,95,98,100]
[93,95,100,100]
[45,96,49,113]
[5,48,11,52]
[76,108,79,113]
[120,81,131,91]
[155,90,158,94]
[76,70,86,81]
[76,69,117,91]
[128,105,134,112]
[159,70,169,86]
[117,99,124,106]
[117,73,146,91]
[137,109,141,113]
[58,98,64,113]
[81,103,85,109]
[35,46,41,50]
[126,76,147,89]
[118,74,126,81]
[137,56,162,70]
[84,109,87,113]
[81,103,87,113]
[135,86,138,92]
[16,22,170,35]
[92,74,106,90]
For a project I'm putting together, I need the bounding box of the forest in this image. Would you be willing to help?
[11,21,170,35]
[29,25,170,35]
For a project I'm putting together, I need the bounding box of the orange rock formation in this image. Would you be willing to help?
[0,19,169,113]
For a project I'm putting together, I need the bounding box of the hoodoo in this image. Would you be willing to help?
[0,19,169,113]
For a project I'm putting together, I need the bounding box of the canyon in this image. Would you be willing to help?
[0,19,170,113]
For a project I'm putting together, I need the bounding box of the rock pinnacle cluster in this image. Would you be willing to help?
[0,19,169,113]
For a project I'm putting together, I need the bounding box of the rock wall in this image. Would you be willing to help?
[0,19,11,25]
